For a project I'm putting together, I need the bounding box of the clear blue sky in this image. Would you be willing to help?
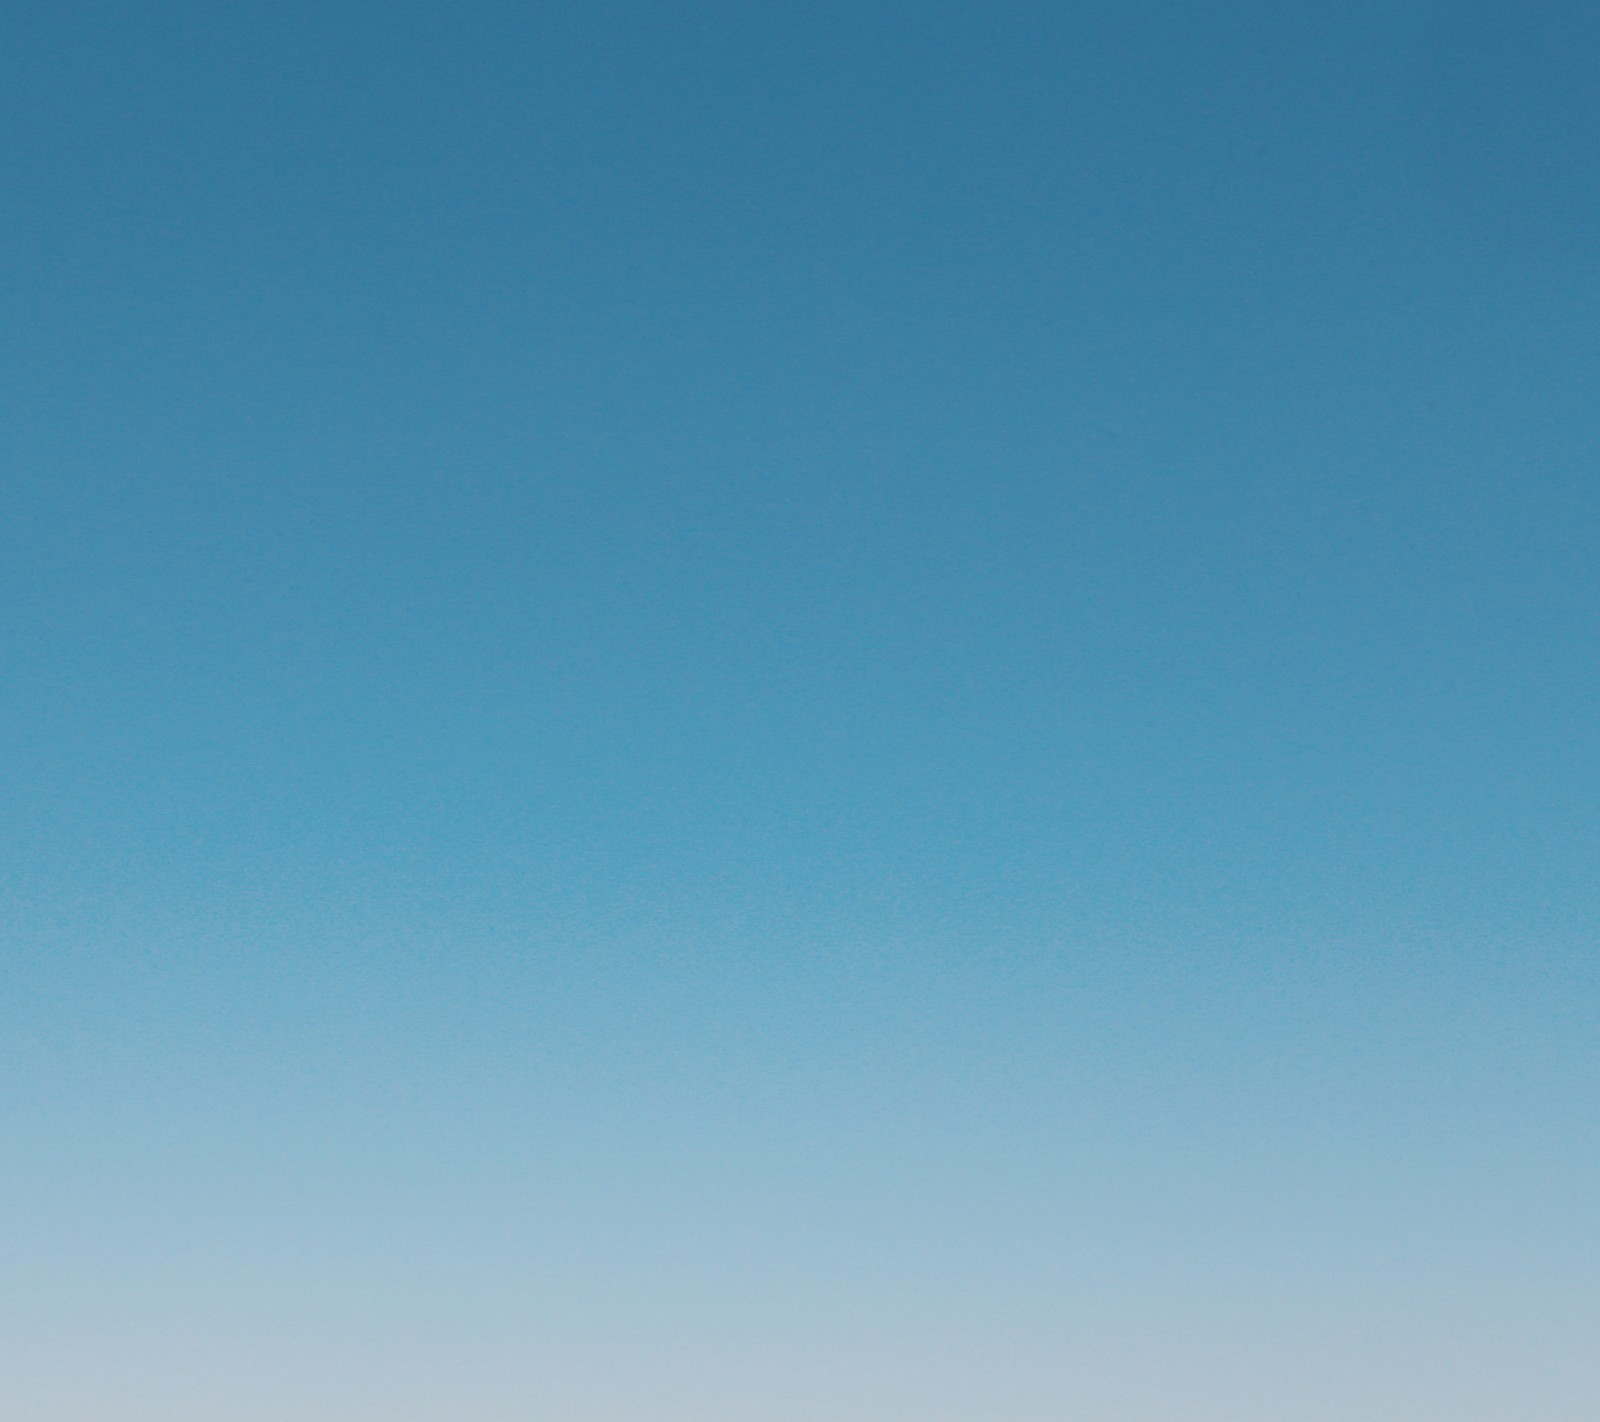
[4,1,1598,1417]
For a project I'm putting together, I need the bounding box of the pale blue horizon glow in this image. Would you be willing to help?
[3,1,1599,1417]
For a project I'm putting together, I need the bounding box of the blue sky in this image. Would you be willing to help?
[4,2,1599,1417]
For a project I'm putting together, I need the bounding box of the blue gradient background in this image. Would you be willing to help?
[3,1,1598,1416]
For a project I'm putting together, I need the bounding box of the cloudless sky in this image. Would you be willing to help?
[4,2,1599,1418]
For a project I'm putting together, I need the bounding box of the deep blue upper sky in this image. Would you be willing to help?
[3,2,1599,1417]
[7,0,1598,930]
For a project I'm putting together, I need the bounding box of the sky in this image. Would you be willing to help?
[2,1,1598,1417]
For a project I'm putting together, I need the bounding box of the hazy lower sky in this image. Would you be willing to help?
[4,2,1598,1418]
